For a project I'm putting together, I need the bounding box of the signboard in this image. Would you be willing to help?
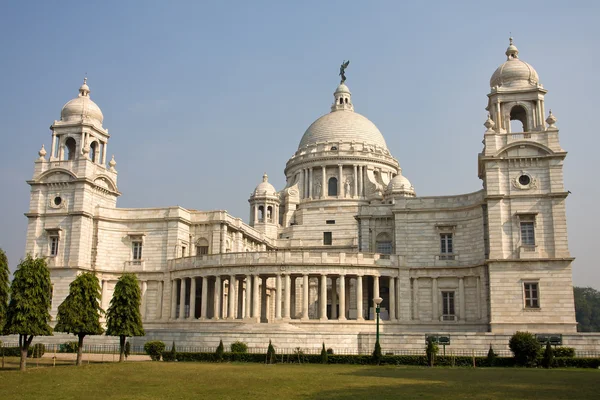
[425,335,451,345]
[536,334,562,346]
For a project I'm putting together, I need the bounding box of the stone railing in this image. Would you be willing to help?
[168,251,403,271]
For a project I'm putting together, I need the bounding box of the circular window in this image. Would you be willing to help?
[518,175,531,186]
[54,196,62,206]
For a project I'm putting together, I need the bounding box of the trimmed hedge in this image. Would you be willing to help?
[2,344,46,358]
[552,357,600,368]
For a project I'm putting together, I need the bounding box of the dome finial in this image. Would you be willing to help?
[262,172,268,182]
[505,36,519,60]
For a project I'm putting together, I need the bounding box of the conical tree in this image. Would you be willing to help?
[54,272,104,366]
[0,248,9,333]
[105,273,144,362]
[4,255,52,371]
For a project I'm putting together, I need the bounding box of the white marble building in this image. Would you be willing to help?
[21,39,595,352]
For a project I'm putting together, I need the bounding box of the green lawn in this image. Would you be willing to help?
[1,360,598,400]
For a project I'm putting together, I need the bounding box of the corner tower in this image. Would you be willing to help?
[479,39,576,333]
[25,79,120,273]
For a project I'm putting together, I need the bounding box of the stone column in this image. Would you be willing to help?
[179,278,187,320]
[358,166,363,197]
[253,204,258,224]
[353,165,358,197]
[356,275,363,320]
[309,167,313,199]
[412,278,419,320]
[50,131,57,160]
[395,276,401,322]
[476,276,482,320]
[459,277,465,321]
[304,169,308,198]
[140,280,148,320]
[171,280,178,319]
[389,277,395,321]
[228,275,236,320]
[245,275,253,319]
[339,275,346,320]
[283,274,291,319]
[189,277,196,319]
[200,277,208,319]
[157,280,164,320]
[338,165,343,197]
[275,274,282,319]
[214,276,221,320]
[431,277,438,321]
[302,274,309,320]
[331,276,337,319]
[373,276,380,311]
[253,275,260,320]
[320,274,327,320]
[321,166,327,198]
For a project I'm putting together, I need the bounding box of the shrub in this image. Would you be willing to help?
[542,342,554,369]
[487,344,497,366]
[60,341,79,353]
[372,341,382,364]
[230,341,248,353]
[144,341,166,361]
[266,340,276,364]
[320,343,328,364]
[215,340,224,362]
[326,348,334,355]
[426,337,439,367]
[30,343,45,358]
[553,347,575,358]
[162,341,177,362]
[509,331,540,367]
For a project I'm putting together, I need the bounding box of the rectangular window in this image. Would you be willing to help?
[326,220,335,225]
[521,221,535,246]
[196,246,208,255]
[132,241,143,260]
[49,236,59,256]
[442,291,455,317]
[182,246,187,257]
[440,233,453,259]
[524,282,539,308]
[323,232,332,245]
[376,241,393,255]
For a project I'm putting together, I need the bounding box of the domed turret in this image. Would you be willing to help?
[490,38,540,89]
[61,78,104,125]
[249,173,280,236]
[385,173,415,198]
[253,173,277,197]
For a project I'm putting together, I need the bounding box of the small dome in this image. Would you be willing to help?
[334,83,351,94]
[386,173,415,197]
[253,173,277,196]
[60,78,104,125]
[490,38,539,89]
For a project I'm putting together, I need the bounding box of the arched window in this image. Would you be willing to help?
[344,98,348,104]
[89,141,98,163]
[339,98,343,105]
[267,206,273,222]
[258,206,264,222]
[196,238,209,255]
[328,177,338,196]
[376,232,393,254]
[64,138,76,161]
[510,105,528,133]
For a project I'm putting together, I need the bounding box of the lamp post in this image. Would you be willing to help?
[374,296,383,350]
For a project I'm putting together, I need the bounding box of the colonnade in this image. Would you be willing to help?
[298,164,366,200]
[169,273,402,322]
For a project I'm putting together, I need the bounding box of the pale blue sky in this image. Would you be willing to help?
[1,1,598,288]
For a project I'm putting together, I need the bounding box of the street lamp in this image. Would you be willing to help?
[374,296,383,349]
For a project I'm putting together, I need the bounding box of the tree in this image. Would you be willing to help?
[0,248,9,332]
[425,337,439,367]
[105,273,144,362]
[4,255,52,371]
[320,342,328,364]
[542,341,554,369]
[54,272,104,366]
[215,339,224,362]
[486,344,497,367]
[574,287,600,332]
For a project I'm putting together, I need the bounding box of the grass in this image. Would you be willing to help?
[1,359,598,399]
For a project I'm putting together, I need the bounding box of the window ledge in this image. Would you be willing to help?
[524,307,542,312]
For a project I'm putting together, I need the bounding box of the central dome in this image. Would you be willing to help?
[298,83,388,151]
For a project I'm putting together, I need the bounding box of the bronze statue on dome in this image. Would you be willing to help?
[339,60,350,83]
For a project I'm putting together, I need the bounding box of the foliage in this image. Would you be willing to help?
[2,344,46,358]
[426,337,439,367]
[59,341,79,353]
[144,341,166,361]
[326,348,334,355]
[574,286,600,332]
[486,344,496,366]
[163,341,177,362]
[542,342,554,368]
[320,343,328,364]
[509,331,540,367]
[266,340,276,364]
[54,272,104,366]
[372,340,382,364]
[230,341,248,353]
[0,248,9,333]
[215,340,224,362]
[4,255,53,370]
[553,347,575,358]
[551,357,600,368]
[105,273,144,362]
